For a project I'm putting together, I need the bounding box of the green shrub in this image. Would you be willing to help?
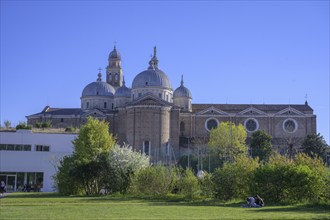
[252,153,329,204]
[16,122,32,130]
[199,172,214,198]
[41,120,52,128]
[65,127,77,132]
[177,169,199,200]
[130,165,178,198]
[212,155,259,201]
[35,121,42,128]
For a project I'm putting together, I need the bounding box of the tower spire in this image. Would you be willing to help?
[148,46,159,69]
[97,68,102,81]
[181,75,184,86]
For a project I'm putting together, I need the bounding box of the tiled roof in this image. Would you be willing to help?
[191,103,313,114]
[27,106,83,117]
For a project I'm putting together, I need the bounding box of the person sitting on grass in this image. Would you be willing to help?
[246,196,256,207]
[254,194,264,207]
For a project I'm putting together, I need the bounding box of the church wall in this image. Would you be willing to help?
[273,116,308,139]
[106,114,116,135]
[170,108,180,159]
[115,108,128,145]
[125,106,171,162]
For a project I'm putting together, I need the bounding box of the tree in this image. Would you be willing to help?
[4,120,11,128]
[301,133,329,163]
[103,144,149,194]
[250,130,273,162]
[55,117,117,195]
[208,121,248,163]
[73,117,116,162]
[16,121,32,130]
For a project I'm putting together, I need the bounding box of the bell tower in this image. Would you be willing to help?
[106,45,123,89]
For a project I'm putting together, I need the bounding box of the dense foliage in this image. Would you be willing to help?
[250,130,273,162]
[208,122,248,163]
[176,168,200,199]
[130,166,178,197]
[54,117,329,204]
[35,120,52,128]
[252,153,329,204]
[211,155,259,201]
[16,121,32,130]
[301,133,329,163]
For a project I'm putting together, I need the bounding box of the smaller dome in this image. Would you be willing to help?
[174,76,192,98]
[115,78,131,98]
[109,46,121,59]
[82,72,115,97]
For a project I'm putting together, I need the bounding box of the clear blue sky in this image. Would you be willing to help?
[1,1,329,143]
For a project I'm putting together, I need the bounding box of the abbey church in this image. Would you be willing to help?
[27,46,317,162]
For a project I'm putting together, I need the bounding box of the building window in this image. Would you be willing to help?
[283,119,297,133]
[112,103,114,109]
[244,118,259,132]
[0,144,31,151]
[180,121,185,136]
[104,102,107,109]
[143,141,150,156]
[86,102,89,109]
[24,145,32,151]
[205,118,219,132]
[15,145,23,151]
[159,93,162,98]
[166,142,170,156]
[109,74,112,81]
[35,145,50,152]
[115,74,118,82]
[138,93,142,98]
[60,118,64,122]
[7,144,14,151]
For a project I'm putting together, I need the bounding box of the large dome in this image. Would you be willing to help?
[82,74,115,97]
[132,67,172,89]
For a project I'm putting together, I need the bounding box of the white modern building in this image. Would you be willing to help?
[0,130,76,192]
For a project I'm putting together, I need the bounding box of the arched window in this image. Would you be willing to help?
[180,121,185,132]
[109,74,112,81]
[143,141,150,156]
[180,121,185,136]
[115,74,119,82]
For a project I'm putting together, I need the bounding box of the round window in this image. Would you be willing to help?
[283,119,297,133]
[244,118,259,132]
[205,118,218,131]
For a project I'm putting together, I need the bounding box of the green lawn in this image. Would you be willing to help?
[0,193,329,220]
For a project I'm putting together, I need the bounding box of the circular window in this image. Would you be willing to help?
[205,118,219,131]
[283,119,297,133]
[244,118,259,132]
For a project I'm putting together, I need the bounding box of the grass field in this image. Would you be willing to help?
[0,193,329,220]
